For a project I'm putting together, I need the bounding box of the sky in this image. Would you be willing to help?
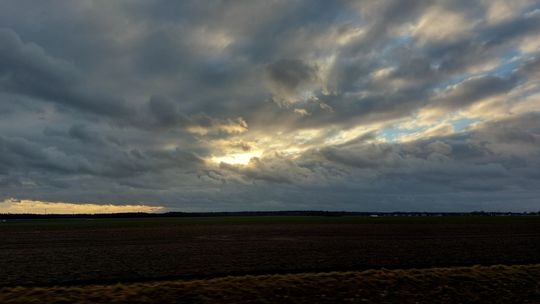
[0,0,539,213]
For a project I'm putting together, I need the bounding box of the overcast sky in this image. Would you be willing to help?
[0,0,539,213]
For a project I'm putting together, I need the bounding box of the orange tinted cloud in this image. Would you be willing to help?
[0,198,164,214]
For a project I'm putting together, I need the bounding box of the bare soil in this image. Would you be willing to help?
[0,217,539,286]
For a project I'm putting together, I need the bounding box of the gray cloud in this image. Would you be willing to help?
[0,1,539,211]
[265,59,319,104]
[0,29,133,118]
[433,75,519,110]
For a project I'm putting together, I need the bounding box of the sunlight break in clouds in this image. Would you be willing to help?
[211,151,263,166]
[0,199,164,214]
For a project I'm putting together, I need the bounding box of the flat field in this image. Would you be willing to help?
[0,216,539,286]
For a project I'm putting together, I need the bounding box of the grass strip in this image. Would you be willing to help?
[1,264,539,303]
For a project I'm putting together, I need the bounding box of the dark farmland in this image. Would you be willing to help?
[0,216,539,287]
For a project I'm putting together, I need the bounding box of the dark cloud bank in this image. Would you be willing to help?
[0,0,539,212]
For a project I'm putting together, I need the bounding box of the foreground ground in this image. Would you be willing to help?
[0,216,539,286]
[1,264,539,303]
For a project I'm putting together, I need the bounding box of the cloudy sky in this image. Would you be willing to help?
[0,0,539,213]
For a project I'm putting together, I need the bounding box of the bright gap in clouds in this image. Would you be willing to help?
[211,151,263,165]
[0,199,164,214]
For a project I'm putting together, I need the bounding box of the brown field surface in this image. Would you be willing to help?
[0,216,539,287]
[1,264,540,303]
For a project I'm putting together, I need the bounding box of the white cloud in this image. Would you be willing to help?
[412,7,476,44]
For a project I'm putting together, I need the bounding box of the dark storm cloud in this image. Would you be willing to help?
[68,124,107,145]
[147,95,191,128]
[265,59,319,104]
[0,135,94,174]
[0,26,248,138]
[433,75,519,110]
[266,59,318,94]
[0,0,539,211]
[0,29,133,118]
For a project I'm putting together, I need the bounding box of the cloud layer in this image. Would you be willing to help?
[0,0,539,212]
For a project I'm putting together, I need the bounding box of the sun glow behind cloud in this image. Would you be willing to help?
[211,151,263,165]
[0,199,164,214]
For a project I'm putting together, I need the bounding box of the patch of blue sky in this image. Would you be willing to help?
[394,35,414,45]
[524,4,540,16]
[433,50,531,93]
[379,117,479,142]
[491,49,528,77]
[378,127,400,142]
[379,35,414,58]
[433,73,471,92]
[450,117,480,133]
[335,9,364,26]
[519,85,540,101]
[379,125,424,142]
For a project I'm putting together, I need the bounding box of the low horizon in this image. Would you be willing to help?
[1,198,538,216]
